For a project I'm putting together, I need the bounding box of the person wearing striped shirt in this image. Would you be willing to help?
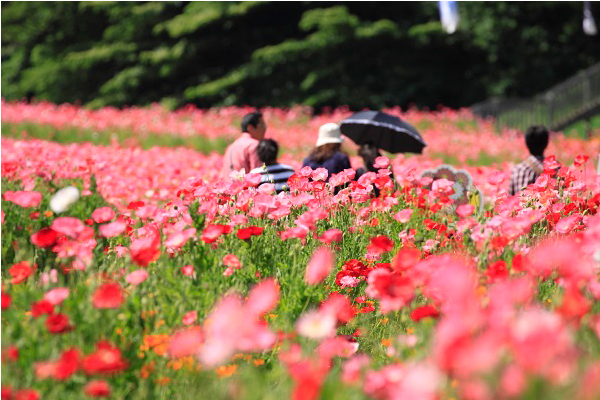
[508,126,549,196]
[250,139,295,194]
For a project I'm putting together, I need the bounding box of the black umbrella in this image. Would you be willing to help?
[339,110,426,154]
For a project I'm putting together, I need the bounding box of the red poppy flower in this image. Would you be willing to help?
[511,254,528,273]
[93,282,124,309]
[31,227,59,248]
[84,380,111,397]
[367,235,394,254]
[574,155,590,167]
[129,236,161,267]
[55,348,80,380]
[236,227,253,240]
[9,261,33,284]
[1,292,11,310]
[410,305,440,322]
[2,346,19,362]
[46,313,73,334]
[1,386,13,400]
[31,300,54,318]
[391,248,421,272]
[486,260,509,283]
[82,341,127,375]
[14,389,40,400]
[127,201,145,210]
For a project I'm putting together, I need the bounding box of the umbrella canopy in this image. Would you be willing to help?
[339,110,426,154]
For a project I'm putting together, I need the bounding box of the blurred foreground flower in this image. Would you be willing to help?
[50,186,79,213]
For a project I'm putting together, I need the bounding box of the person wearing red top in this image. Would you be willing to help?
[221,111,267,179]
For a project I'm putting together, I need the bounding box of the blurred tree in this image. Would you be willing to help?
[1,1,599,110]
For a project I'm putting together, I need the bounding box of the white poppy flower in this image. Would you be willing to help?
[50,186,80,213]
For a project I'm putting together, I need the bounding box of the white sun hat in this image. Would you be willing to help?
[316,123,344,147]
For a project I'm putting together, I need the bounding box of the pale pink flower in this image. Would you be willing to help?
[340,276,359,288]
[296,310,337,340]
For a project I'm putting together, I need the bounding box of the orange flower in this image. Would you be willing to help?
[154,377,171,385]
[253,359,265,366]
[140,361,156,378]
[381,338,392,347]
[142,334,170,356]
[215,364,238,378]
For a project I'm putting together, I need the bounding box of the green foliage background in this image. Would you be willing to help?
[2,1,599,110]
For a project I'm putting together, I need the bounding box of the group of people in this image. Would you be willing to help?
[221,110,557,197]
[220,111,384,194]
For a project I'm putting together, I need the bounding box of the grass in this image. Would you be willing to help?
[1,122,232,155]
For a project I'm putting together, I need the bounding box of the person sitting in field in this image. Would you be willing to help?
[302,123,351,179]
[250,139,295,193]
[220,111,266,179]
[508,125,549,196]
[355,142,383,180]
[355,142,394,197]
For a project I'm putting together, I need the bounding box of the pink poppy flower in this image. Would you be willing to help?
[317,229,343,244]
[181,265,194,276]
[393,208,413,223]
[126,270,149,286]
[168,327,204,358]
[373,156,390,169]
[555,215,581,234]
[99,221,127,237]
[182,311,197,326]
[223,254,241,269]
[456,204,475,218]
[305,247,335,285]
[91,207,115,224]
[165,228,196,248]
[4,191,42,208]
[312,168,329,181]
[44,287,70,305]
[51,217,85,238]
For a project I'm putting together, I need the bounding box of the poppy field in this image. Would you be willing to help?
[2,101,600,400]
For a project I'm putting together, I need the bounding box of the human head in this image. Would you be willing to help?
[256,139,279,165]
[316,123,344,147]
[525,125,549,156]
[358,142,382,172]
[241,111,266,140]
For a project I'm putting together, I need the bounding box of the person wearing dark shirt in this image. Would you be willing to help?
[250,139,295,193]
[508,125,549,195]
[302,123,351,179]
[355,142,394,197]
